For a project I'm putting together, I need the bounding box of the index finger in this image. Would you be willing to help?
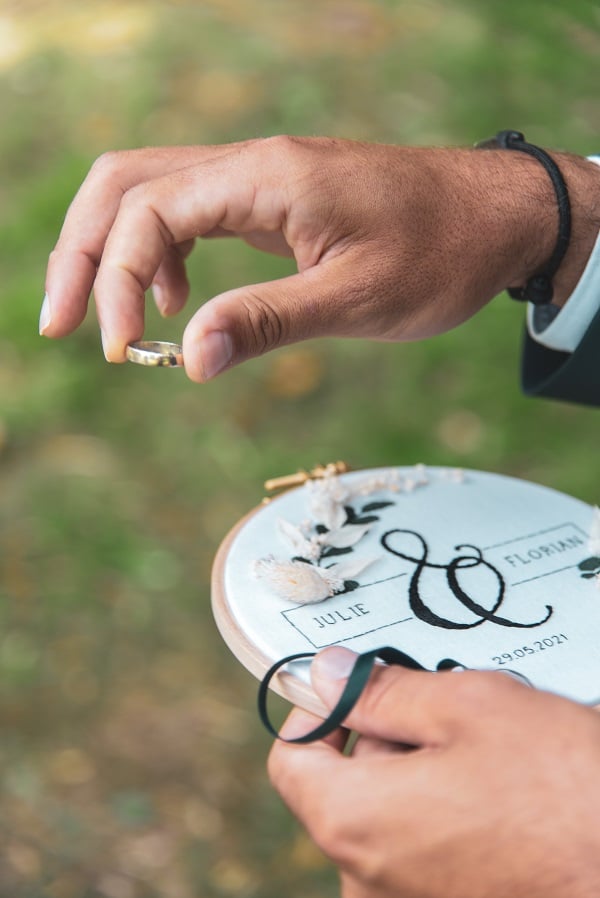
[92,141,291,361]
[43,141,256,339]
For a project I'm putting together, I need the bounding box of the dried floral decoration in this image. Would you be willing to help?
[253,465,465,605]
[578,506,600,589]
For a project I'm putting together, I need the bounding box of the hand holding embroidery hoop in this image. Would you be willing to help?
[211,465,600,737]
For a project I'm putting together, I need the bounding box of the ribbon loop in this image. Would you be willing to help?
[258,646,438,744]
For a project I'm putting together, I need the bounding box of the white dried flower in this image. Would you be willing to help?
[413,463,429,485]
[306,483,348,530]
[307,476,350,503]
[589,506,600,556]
[252,554,379,605]
[349,469,401,498]
[440,467,466,483]
[277,518,321,560]
[253,557,334,603]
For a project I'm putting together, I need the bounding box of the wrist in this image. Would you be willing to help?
[506,150,600,308]
[549,153,600,307]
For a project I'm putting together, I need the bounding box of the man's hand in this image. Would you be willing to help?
[42,136,600,382]
[268,646,600,898]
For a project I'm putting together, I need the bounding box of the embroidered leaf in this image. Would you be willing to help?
[292,555,313,564]
[315,556,375,595]
[323,522,372,548]
[321,546,353,558]
[578,556,600,572]
[344,505,357,522]
[361,501,395,512]
[581,572,598,579]
[350,515,379,525]
[343,580,359,592]
[326,555,378,581]
[315,524,329,535]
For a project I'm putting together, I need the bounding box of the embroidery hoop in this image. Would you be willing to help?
[213,504,329,716]
[211,466,600,716]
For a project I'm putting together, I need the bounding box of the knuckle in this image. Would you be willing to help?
[261,133,298,152]
[314,803,378,875]
[242,291,286,354]
[117,184,175,247]
[257,134,307,164]
[118,181,148,211]
[89,149,128,181]
[310,804,354,864]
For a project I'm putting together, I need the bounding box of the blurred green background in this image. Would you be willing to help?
[0,1,598,895]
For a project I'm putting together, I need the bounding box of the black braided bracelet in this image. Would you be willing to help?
[476,129,572,306]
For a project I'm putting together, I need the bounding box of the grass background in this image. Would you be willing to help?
[0,1,599,896]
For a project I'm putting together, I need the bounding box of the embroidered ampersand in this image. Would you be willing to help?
[381,529,553,630]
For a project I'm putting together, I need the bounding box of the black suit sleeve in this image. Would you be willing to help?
[521,304,600,407]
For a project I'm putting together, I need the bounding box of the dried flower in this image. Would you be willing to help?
[252,467,410,603]
[306,481,348,530]
[349,469,401,497]
[253,557,334,603]
[253,554,378,604]
[277,518,321,560]
[413,463,429,485]
[440,467,466,483]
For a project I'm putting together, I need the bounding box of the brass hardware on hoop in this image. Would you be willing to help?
[263,461,350,501]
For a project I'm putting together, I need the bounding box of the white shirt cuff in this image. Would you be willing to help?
[527,155,600,353]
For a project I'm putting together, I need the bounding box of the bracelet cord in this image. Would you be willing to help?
[476,129,572,306]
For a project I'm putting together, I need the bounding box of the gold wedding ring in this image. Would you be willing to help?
[126,341,184,368]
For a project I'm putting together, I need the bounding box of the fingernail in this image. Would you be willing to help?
[39,292,51,335]
[312,647,358,681]
[152,283,168,317]
[100,330,111,362]
[200,330,233,380]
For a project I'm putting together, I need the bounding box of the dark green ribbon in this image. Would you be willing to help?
[258,646,443,744]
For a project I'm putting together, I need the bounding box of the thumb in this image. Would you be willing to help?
[310,646,454,747]
[182,263,348,382]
